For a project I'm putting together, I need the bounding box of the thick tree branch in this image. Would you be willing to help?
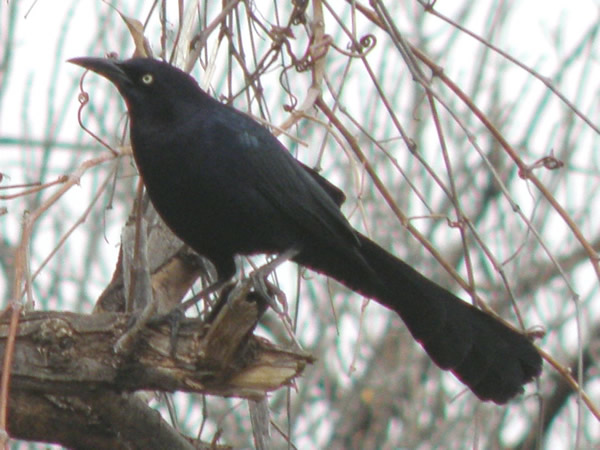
[4,282,310,446]
[3,298,310,399]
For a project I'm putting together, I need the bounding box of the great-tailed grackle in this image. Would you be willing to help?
[69,57,542,404]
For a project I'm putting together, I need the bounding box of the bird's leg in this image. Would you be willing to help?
[155,246,297,356]
[242,247,304,350]
[198,249,300,332]
[179,278,233,311]
[247,247,300,314]
[148,278,234,356]
[192,248,302,352]
[180,247,298,317]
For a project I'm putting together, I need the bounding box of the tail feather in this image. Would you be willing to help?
[295,233,542,404]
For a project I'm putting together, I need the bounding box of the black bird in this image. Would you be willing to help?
[69,57,542,404]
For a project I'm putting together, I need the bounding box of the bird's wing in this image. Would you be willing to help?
[297,161,347,207]
[220,106,358,247]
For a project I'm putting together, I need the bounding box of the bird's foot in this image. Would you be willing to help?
[246,247,300,314]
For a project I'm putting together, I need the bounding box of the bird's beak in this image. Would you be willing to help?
[68,57,129,85]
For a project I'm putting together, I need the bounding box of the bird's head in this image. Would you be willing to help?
[68,57,208,122]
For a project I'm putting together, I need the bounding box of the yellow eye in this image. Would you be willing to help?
[141,74,153,85]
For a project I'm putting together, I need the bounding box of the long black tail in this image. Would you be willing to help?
[294,233,542,404]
